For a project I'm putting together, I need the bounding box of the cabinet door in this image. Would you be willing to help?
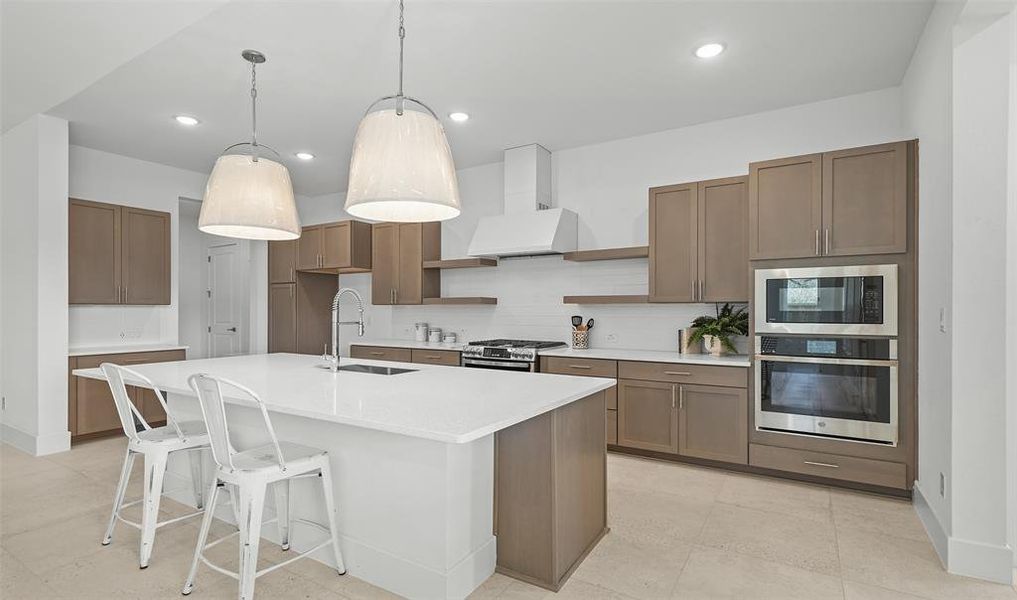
[617,379,677,453]
[396,224,423,304]
[698,177,748,302]
[749,154,822,260]
[678,384,747,464]
[73,355,143,436]
[296,225,322,271]
[296,274,337,356]
[268,239,297,283]
[822,141,908,256]
[122,207,171,304]
[321,222,352,269]
[371,223,399,305]
[69,199,121,304]
[649,183,698,302]
[268,283,297,353]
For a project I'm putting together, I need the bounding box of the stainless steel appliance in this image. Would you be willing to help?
[754,264,897,336]
[461,339,567,372]
[755,335,899,445]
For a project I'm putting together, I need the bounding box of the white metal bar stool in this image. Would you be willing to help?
[183,373,346,600]
[99,363,210,569]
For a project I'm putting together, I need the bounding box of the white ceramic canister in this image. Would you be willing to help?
[415,322,429,342]
[428,328,443,343]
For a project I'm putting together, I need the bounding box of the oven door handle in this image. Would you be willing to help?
[462,358,533,370]
[754,354,898,368]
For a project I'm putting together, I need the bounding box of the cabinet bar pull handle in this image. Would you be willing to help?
[672,384,676,409]
[569,364,592,370]
[290,268,294,281]
[691,280,696,301]
[679,385,684,410]
[370,351,385,356]
[815,229,820,256]
[426,355,441,359]
[803,460,839,469]
[123,287,127,303]
[664,371,692,376]
[699,280,704,301]
[824,229,830,255]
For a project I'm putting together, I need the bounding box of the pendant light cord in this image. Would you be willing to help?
[397,0,405,116]
[250,60,259,159]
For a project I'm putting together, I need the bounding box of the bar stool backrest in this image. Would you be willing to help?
[101,363,184,443]
[187,373,287,473]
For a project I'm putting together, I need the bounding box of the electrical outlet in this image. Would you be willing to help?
[1,396,5,411]
[940,472,946,497]
[125,329,142,339]
[605,333,618,343]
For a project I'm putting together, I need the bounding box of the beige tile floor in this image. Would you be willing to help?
[2,437,1014,600]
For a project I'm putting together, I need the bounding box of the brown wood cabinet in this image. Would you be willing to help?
[649,176,748,303]
[371,222,440,305]
[268,283,297,353]
[410,349,461,366]
[349,345,413,362]
[296,221,372,274]
[678,384,748,464]
[69,199,170,305]
[749,141,911,260]
[69,349,185,441]
[268,239,296,284]
[616,379,678,453]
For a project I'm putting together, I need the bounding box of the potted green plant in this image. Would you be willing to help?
[688,303,749,356]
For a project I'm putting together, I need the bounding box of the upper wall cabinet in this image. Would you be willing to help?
[296,220,372,274]
[268,239,296,284]
[749,141,911,260]
[649,176,748,303]
[372,222,441,305]
[69,199,170,305]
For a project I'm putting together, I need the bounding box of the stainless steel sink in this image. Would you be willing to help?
[326,363,417,375]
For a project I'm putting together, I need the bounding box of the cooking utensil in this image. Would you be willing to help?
[585,318,594,331]
[571,315,583,329]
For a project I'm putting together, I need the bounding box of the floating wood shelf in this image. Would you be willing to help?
[562,295,649,304]
[422,297,498,305]
[422,258,498,269]
[562,246,649,262]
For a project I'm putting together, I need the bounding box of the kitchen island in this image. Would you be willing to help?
[74,353,614,599]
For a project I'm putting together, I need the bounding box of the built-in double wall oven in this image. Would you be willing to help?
[754,265,899,445]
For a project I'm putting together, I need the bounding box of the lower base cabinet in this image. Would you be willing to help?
[617,379,678,453]
[69,349,185,441]
[678,384,748,464]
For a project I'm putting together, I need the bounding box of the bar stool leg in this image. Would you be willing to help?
[273,479,291,551]
[139,450,168,569]
[102,448,136,546]
[236,480,267,600]
[318,463,346,575]
[188,450,205,509]
[182,479,221,596]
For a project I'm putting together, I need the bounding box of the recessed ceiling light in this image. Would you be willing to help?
[174,115,200,126]
[694,43,725,58]
[448,112,470,123]
[295,152,315,160]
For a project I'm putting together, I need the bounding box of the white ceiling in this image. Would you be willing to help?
[17,1,934,196]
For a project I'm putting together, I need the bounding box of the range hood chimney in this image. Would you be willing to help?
[467,144,578,257]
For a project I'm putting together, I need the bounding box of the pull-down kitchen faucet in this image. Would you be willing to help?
[323,287,365,372]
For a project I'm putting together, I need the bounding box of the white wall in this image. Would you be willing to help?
[1,114,70,455]
[950,8,1015,583]
[900,0,961,559]
[67,145,208,348]
[300,88,907,352]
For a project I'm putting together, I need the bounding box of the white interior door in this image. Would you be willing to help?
[207,243,243,357]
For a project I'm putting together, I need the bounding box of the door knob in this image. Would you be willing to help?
[227,327,237,332]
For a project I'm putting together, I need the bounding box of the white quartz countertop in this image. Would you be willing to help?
[540,347,752,367]
[73,353,614,444]
[68,344,189,357]
[351,339,465,351]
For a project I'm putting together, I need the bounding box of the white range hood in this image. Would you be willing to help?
[467,144,578,257]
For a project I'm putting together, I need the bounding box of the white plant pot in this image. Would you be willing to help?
[702,335,726,356]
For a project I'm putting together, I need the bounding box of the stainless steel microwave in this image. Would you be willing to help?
[754,264,898,337]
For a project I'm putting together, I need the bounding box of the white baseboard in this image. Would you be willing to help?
[914,481,1014,584]
[913,481,949,567]
[0,423,70,456]
[948,537,1014,584]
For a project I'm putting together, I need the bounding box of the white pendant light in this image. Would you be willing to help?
[345,0,461,223]
[199,50,301,240]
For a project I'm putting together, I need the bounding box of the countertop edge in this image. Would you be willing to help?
[69,344,190,357]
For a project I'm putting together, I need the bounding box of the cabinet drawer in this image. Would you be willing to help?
[606,409,618,445]
[410,349,461,366]
[542,357,617,378]
[350,345,412,363]
[749,444,907,489]
[618,361,746,388]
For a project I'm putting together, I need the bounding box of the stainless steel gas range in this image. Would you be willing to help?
[461,339,567,372]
